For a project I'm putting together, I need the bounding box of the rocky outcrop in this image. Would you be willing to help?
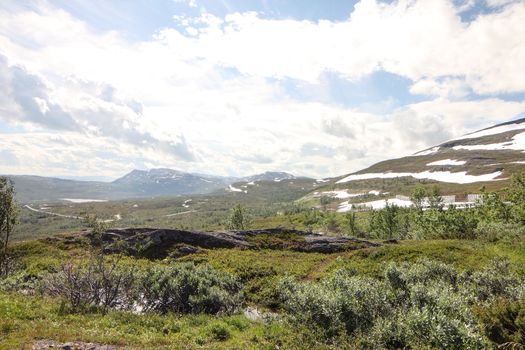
[98,227,380,257]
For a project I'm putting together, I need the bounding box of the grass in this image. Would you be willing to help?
[0,292,289,350]
[4,228,525,349]
[0,292,353,350]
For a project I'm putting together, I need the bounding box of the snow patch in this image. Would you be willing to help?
[336,170,503,184]
[337,198,413,212]
[455,122,525,141]
[427,159,467,166]
[320,190,364,199]
[61,198,108,203]
[453,132,525,152]
[228,185,247,193]
[166,210,196,217]
[368,190,381,196]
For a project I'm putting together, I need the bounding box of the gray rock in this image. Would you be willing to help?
[97,227,380,257]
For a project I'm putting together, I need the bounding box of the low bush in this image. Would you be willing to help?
[474,297,525,347]
[45,255,135,312]
[208,321,232,341]
[138,262,244,315]
[475,221,525,242]
[0,270,46,294]
[278,259,525,349]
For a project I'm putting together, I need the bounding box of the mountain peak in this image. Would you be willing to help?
[242,171,297,182]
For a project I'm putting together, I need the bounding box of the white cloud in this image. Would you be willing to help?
[159,0,525,94]
[173,0,198,8]
[409,78,470,98]
[0,1,524,178]
[485,0,518,8]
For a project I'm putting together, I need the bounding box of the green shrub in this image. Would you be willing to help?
[475,222,525,242]
[138,262,243,315]
[462,259,524,302]
[279,268,393,337]
[0,270,46,294]
[208,321,232,341]
[227,204,252,230]
[475,297,525,347]
[278,259,524,349]
[369,204,410,239]
[368,306,487,349]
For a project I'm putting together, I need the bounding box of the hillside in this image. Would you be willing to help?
[303,118,525,211]
[336,118,525,185]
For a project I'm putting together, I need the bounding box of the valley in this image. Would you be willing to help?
[2,2,525,348]
[3,118,525,350]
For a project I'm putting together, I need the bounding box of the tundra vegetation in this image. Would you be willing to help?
[2,175,525,349]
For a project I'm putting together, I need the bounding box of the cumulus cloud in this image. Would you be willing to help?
[0,55,197,162]
[160,0,525,94]
[0,55,79,131]
[409,78,470,99]
[321,117,356,139]
[0,1,524,178]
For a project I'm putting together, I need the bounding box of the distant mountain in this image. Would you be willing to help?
[241,171,297,183]
[335,118,525,186]
[6,168,307,203]
[112,168,232,197]
[8,175,116,203]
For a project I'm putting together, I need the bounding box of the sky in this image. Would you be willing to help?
[0,0,525,180]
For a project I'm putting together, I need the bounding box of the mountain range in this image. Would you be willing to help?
[6,169,305,203]
[6,118,525,203]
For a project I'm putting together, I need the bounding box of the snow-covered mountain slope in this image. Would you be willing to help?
[336,118,525,185]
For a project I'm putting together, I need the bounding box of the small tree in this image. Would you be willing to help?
[479,191,511,223]
[410,186,427,211]
[322,212,340,233]
[345,212,360,237]
[83,213,109,250]
[428,185,444,211]
[507,173,525,224]
[227,204,251,230]
[0,177,18,277]
[369,203,400,239]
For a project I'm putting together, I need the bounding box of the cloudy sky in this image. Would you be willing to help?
[0,0,524,180]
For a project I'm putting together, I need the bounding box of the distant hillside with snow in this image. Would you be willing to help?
[335,118,525,186]
[301,118,525,213]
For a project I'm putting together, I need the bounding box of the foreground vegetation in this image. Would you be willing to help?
[1,233,525,349]
[3,175,525,348]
